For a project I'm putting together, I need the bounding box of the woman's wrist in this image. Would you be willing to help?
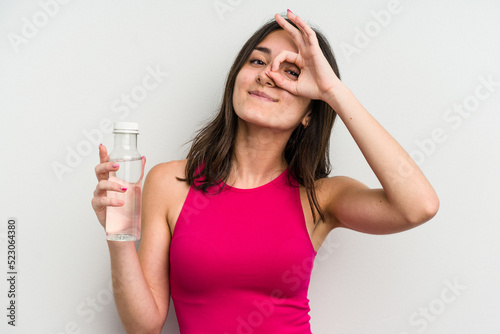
[107,239,136,251]
[323,81,354,113]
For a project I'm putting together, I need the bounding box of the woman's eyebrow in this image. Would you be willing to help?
[254,46,271,54]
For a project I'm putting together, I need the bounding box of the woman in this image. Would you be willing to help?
[92,10,439,333]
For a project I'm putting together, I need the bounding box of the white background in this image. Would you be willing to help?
[1,0,499,333]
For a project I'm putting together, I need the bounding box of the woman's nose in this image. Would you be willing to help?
[257,67,275,87]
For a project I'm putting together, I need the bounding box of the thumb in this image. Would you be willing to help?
[99,144,109,163]
[268,70,298,95]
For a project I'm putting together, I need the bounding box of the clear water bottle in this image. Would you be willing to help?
[106,122,143,241]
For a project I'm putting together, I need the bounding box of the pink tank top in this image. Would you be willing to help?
[170,168,317,333]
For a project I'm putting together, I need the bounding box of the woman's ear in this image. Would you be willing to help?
[301,110,312,128]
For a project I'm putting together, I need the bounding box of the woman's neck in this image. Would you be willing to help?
[227,121,291,189]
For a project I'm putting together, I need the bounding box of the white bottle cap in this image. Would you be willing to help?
[113,122,139,134]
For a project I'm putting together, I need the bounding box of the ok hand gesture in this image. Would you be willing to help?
[268,10,342,102]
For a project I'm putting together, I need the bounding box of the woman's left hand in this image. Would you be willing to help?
[269,10,341,101]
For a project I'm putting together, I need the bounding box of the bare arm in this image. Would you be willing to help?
[272,11,439,234]
[92,146,171,333]
[322,85,439,233]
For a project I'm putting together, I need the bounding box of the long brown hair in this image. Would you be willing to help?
[182,16,340,223]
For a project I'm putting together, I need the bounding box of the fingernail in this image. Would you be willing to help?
[121,187,127,191]
[99,143,102,147]
[287,9,293,13]
[112,164,119,168]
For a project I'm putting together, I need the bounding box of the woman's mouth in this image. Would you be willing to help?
[248,90,277,102]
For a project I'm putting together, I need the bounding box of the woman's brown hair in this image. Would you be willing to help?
[182,16,340,223]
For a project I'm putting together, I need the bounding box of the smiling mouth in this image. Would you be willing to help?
[248,91,277,102]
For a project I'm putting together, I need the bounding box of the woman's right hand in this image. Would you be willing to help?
[91,144,127,229]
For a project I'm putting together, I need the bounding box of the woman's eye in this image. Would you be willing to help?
[250,59,265,66]
[286,70,299,78]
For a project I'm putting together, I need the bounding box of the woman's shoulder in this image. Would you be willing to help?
[148,159,187,177]
[142,160,190,238]
[145,159,188,192]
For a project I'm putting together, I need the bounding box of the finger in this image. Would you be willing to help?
[95,161,120,181]
[271,49,300,72]
[92,196,124,211]
[95,179,128,195]
[99,144,109,164]
[274,13,306,50]
[267,70,297,95]
[285,10,319,48]
[286,10,317,43]
[285,10,308,37]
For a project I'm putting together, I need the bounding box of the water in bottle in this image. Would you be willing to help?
[106,122,143,241]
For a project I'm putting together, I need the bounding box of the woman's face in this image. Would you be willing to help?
[232,29,311,132]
